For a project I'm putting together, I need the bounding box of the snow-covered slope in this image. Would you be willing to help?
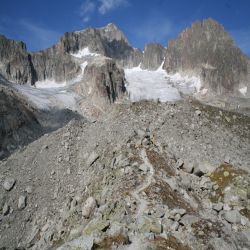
[125,64,202,102]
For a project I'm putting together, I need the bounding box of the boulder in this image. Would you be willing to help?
[18,195,27,210]
[223,210,242,224]
[2,177,16,191]
[82,197,96,218]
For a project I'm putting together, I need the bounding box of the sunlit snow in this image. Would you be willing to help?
[71,47,99,58]
[125,64,202,102]
[239,86,247,96]
[14,84,78,110]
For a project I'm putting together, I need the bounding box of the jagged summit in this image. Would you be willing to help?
[164,18,249,95]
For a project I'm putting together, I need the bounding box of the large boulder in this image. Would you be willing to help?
[163,18,249,95]
[141,43,166,70]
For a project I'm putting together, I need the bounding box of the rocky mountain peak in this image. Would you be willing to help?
[99,23,129,44]
[164,18,249,95]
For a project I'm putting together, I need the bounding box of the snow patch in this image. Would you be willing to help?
[71,47,99,58]
[239,86,247,96]
[125,66,181,102]
[14,84,78,111]
[125,66,202,102]
[35,79,67,89]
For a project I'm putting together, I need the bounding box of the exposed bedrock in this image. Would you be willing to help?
[74,57,126,108]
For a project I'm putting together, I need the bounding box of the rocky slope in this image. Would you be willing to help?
[163,18,249,95]
[0,76,83,159]
[0,99,249,249]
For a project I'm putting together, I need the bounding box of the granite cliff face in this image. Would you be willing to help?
[58,23,142,68]
[0,20,249,97]
[163,18,249,95]
[0,35,36,84]
[75,57,126,108]
[0,23,140,85]
[141,43,166,70]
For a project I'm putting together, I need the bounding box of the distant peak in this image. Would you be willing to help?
[106,23,118,29]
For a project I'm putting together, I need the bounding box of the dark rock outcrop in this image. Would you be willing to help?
[75,57,126,107]
[0,82,42,158]
[163,18,249,94]
[141,43,166,70]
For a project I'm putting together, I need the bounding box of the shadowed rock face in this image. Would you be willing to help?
[163,18,249,95]
[141,43,166,70]
[31,47,81,83]
[0,83,42,158]
[75,57,126,108]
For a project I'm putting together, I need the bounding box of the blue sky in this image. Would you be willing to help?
[0,0,249,56]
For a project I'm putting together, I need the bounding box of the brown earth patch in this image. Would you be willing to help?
[144,177,194,213]
[191,219,223,243]
[146,149,175,176]
[149,236,191,250]
[92,235,130,250]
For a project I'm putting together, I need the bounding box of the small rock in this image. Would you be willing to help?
[223,210,241,224]
[225,116,231,123]
[2,203,9,215]
[195,110,202,116]
[180,214,199,226]
[3,177,16,191]
[139,164,149,172]
[25,186,33,194]
[82,197,96,218]
[176,159,184,168]
[170,221,179,231]
[42,145,48,150]
[182,161,194,173]
[86,152,99,167]
[212,202,223,212]
[18,195,27,210]
[149,221,162,234]
[223,171,229,177]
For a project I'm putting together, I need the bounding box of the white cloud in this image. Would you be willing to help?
[80,0,96,22]
[131,14,176,47]
[98,0,128,15]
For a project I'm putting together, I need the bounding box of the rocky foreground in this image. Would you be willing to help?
[0,99,249,249]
